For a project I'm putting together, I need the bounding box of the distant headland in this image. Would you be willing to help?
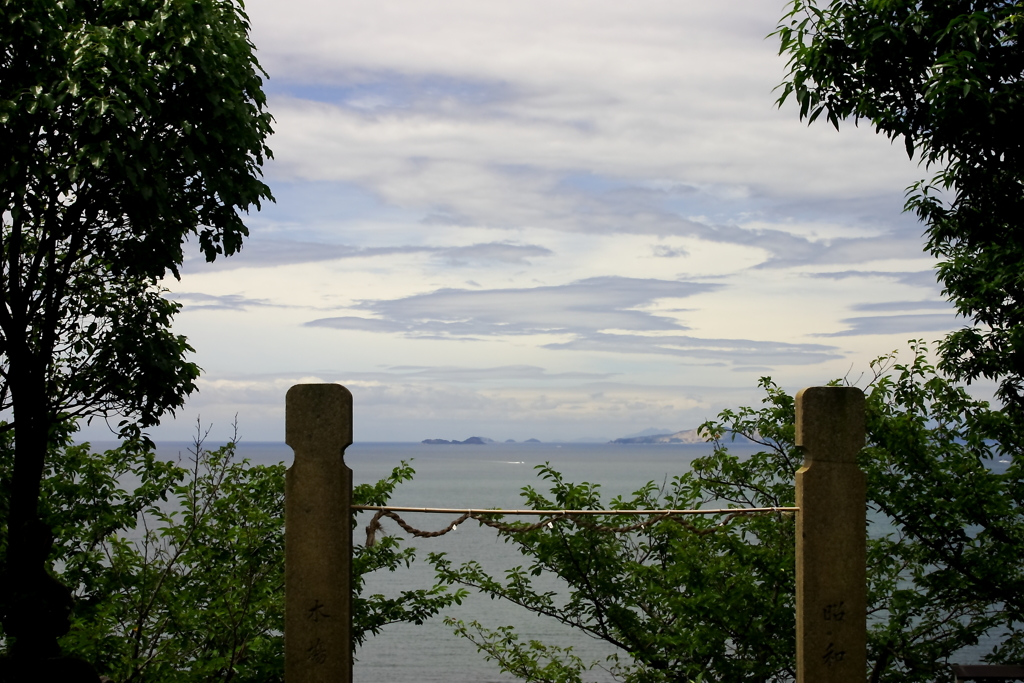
[609,428,706,444]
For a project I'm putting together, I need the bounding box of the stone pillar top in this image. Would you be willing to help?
[795,386,865,463]
[286,383,353,455]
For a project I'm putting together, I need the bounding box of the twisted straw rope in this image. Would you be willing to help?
[361,506,795,547]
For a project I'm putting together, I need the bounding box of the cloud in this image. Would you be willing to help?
[181,240,428,272]
[544,333,841,366]
[850,300,953,313]
[808,270,941,289]
[652,245,688,258]
[253,0,922,201]
[264,73,513,112]
[305,275,842,366]
[259,115,922,267]
[751,232,924,269]
[182,239,553,271]
[167,292,277,311]
[806,270,947,302]
[434,242,553,265]
[309,317,410,333]
[378,364,613,382]
[307,276,716,337]
[251,0,926,272]
[815,314,961,337]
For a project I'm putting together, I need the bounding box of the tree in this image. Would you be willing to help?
[434,459,796,683]
[433,345,1022,682]
[863,346,1024,672]
[0,428,464,681]
[430,393,803,682]
[0,0,273,670]
[774,0,1024,649]
[774,0,1024,413]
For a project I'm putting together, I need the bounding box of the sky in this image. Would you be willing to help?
[86,0,974,444]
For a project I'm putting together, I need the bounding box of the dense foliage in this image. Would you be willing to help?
[774,3,1024,662]
[432,345,1022,682]
[0,429,461,681]
[774,0,1024,414]
[434,457,796,683]
[864,346,1024,673]
[0,0,273,449]
[431,404,801,682]
[0,0,274,661]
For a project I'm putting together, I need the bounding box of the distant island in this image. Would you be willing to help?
[610,428,706,444]
[422,436,495,445]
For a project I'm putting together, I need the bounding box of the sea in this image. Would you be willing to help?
[140,439,1004,682]
[342,441,708,683]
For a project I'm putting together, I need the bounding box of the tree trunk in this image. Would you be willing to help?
[1,351,74,665]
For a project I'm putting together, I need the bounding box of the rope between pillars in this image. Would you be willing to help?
[356,505,798,547]
[352,505,798,515]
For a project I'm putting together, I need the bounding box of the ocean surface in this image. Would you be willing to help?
[136,439,1004,682]
[343,442,718,683]
[169,440,748,682]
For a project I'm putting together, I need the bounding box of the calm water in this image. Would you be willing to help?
[139,440,1005,681]
[186,440,732,682]
[344,442,725,683]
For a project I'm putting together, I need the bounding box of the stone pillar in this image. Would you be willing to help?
[795,386,866,683]
[285,384,353,683]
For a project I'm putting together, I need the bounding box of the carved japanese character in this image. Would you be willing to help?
[306,637,327,665]
[307,599,330,622]
[823,600,846,621]
[823,642,846,667]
